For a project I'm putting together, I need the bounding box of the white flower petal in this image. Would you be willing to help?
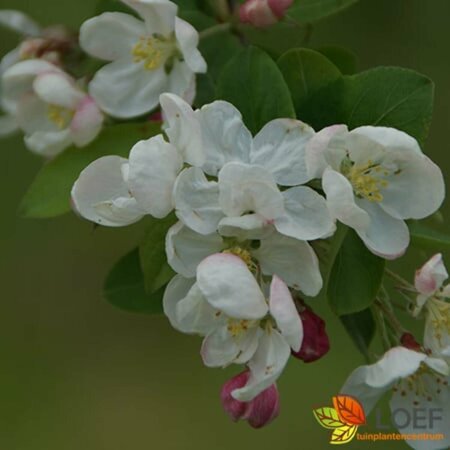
[25,129,73,158]
[322,167,370,231]
[33,72,84,109]
[0,10,41,36]
[175,18,207,73]
[70,97,104,147]
[356,200,410,259]
[305,125,348,179]
[166,222,223,278]
[123,0,177,36]
[159,93,203,166]
[167,60,195,100]
[415,254,448,296]
[80,12,146,61]
[269,275,303,352]
[340,347,427,414]
[274,186,336,241]
[71,156,144,226]
[200,101,252,176]
[201,325,242,368]
[254,232,322,296]
[218,214,274,240]
[89,59,167,118]
[173,167,223,234]
[251,118,315,186]
[128,135,183,218]
[232,330,290,402]
[197,253,268,320]
[218,162,284,221]
[16,94,56,134]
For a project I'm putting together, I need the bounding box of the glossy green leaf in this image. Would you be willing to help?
[288,0,359,23]
[300,67,434,144]
[278,48,341,117]
[139,215,177,294]
[340,308,376,361]
[409,221,450,250]
[20,123,160,219]
[104,249,166,314]
[316,46,357,75]
[328,230,385,316]
[217,46,295,134]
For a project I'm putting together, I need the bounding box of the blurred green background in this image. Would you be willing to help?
[0,0,449,449]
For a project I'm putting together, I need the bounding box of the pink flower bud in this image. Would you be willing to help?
[221,370,280,428]
[239,0,293,28]
[400,332,422,352]
[292,307,330,363]
[414,253,448,296]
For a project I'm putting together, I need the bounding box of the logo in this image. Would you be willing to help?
[313,395,366,445]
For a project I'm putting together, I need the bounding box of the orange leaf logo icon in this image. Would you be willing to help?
[332,395,366,426]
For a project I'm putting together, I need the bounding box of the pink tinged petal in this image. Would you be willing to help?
[305,124,348,179]
[254,232,323,296]
[71,156,144,226]
[24,129,72,158]
[415,253,448,296]
[239,0,278,27]
[173,167,223,234]
[123,0,177,36]
[322,167,370,231]
[274,186,336,241]
[267,0,294,17]
[355,200,410,260]
[159,93,203,166]
[232,330,290,402]
[165,222,223,278]
[0,10,41,36]
[199,101,252,176]
[175,18,207,73]
[221,371,250,421]
[88,60,168,118]
[292,307,330,362]
[127,135,183,218]
[70,96,104,147]
[79,12,146,61]
[33,71,84,109]
[269,276,303,352]
[218,162,284,221]
[196,253,268,320]
[251,118,315,186]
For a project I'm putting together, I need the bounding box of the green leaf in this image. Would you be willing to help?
[139,215,177,294]
[316,46,357,75]
[104,249,167,314]
[340,308,376,360]
[300,67,434,144]
[409,221,450,250]
[288,0,359,23]
[20,123,160,219]
[328,229,385,316]
[277,48,341,118]
[180,10,215,31]
[217,46,295,134]
[95,0,136,15]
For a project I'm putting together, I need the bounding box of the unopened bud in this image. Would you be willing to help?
[221,370,280,428]
[400,332,422,352]
[239,0,293,28]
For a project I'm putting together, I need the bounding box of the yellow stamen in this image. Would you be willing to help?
[223,247,254,268]
[131,34,176,71]
[47,104,73,129]
[427,298,450,348]
[227,319,250,338]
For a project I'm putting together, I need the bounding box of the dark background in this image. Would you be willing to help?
[0,0,449,448]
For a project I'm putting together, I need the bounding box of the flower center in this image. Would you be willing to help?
[131,34,177,71]
[427,298,450,348]
[223,247,255,269]
[343,159,389,202]
[47,104,74,129]
[227,319,251,337]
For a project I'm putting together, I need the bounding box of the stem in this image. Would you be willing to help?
[385,268,415,289]
[374,298,406,337]
[199,22,232,40]
[372,305,391,351]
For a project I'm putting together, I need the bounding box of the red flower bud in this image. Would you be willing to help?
[400,332,422,352]
[239,0,293,28]
[221,370,280,428]
[292,307,330,362]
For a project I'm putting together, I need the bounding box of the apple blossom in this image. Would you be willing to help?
[239,0,293,28]
[341,347,450,450]
[413,254,450,359]
[79,0,206,118]
[221,370,279,428]
[163,253,303,401]
[2,59,103,157]
[306,125,445,259]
